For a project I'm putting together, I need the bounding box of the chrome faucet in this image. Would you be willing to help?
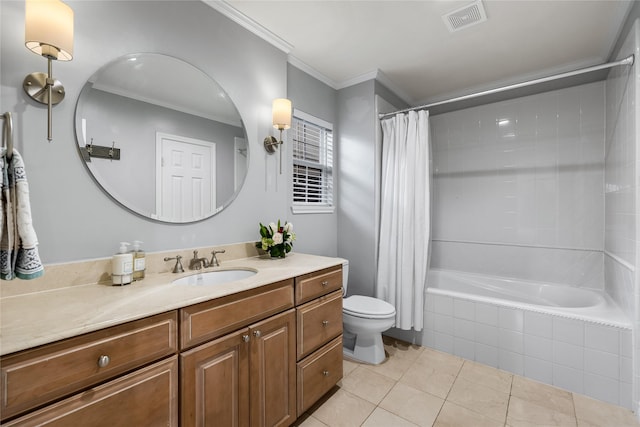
[189,250,210,270]
[210,249,226,267]
[164,255,184,273]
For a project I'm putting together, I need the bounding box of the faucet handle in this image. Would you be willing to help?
[163,255,184,273]
[210,249,226,267]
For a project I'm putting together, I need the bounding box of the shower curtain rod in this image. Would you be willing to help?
[379,54,635,119]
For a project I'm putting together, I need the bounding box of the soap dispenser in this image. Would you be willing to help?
[112,242,133,286]
[132,240,146,280]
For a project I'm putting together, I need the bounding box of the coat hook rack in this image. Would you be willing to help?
[81,138,121,162]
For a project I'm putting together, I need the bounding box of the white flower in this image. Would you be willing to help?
[284,222,293,233]
[268,222,277,235]
[273,232,284,244]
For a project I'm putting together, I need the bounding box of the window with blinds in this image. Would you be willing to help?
[291,110,334,213]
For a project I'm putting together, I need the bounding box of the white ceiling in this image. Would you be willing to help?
[212,0,633,106]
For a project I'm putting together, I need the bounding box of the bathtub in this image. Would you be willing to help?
[423,269,633,408]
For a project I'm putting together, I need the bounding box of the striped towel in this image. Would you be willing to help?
[0,148,44,280]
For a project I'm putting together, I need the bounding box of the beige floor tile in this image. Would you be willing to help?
[339,366,396,404]
[447,377,509,423]
[573,393,640,427]
[362,351,418,381]
[379,382,444,427]
[457,360,513,394]
[434,401,505,427]
[399,348,463,398]
[362,407,419,427]
[511,375,574,416]
[293,414,328,427]
[507,395,577,427]
[310,389,376,427]
[382,336,424,362]
[343,359,360,377]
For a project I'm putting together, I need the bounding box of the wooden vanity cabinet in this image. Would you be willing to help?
[294,266,344,417]
[180,279,296,427]
[1,264,345,426]
[0,311,178,425]
[3,357,178,427]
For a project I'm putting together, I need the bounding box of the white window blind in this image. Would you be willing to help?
[291,110,334,214]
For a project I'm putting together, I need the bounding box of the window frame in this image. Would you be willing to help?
[290,109,335,215]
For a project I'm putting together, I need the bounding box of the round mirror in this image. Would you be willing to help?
[74,53,249,223]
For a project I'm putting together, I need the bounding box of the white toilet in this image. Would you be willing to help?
[341,261,396,364]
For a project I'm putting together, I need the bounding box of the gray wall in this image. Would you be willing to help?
[286,64,338,257]
[0,1,333,263]
[336,80,377,297]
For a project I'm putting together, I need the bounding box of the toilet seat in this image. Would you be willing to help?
[343,295,396,319]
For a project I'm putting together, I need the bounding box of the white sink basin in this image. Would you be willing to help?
[172,269,257,286]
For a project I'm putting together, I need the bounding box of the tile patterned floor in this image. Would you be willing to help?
[295,337,640,427]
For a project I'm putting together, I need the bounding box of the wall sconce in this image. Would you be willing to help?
[264,98,292,174]
[23,0,74,142]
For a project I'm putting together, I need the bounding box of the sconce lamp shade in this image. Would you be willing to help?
[272,98,292,130]
[25,0,74,61]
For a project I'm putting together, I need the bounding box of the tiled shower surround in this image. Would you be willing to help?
[426,39,640,411]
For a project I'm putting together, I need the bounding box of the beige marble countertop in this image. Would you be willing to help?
[0,252,345,356]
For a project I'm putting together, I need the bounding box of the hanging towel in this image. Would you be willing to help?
[0,148,44,280]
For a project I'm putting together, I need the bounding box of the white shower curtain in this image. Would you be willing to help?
[376,110,431,331]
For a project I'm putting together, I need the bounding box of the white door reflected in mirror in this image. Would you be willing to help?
[156,132,216,223]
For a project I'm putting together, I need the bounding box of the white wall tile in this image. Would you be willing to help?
[475,343,499,368]
[476,323,499,347]
[584,373,620,406]
[525,356,553,384]
[453,318,475,341]
[585,323,620,354]
[524,311,553,338]
[500,329,524,354]
[453,299,475,320]
[454,337,475,360]
[499,307,524,332]
[525,334,553,361]
[553,341,584,370]
[476,302,499,326]
[585,348,619,380]
[499,349,524,375]
[553,364,584,394]
[434,332,453,353]
[553,317,584,346]
[433,313,453,335]
[433,295,453,316]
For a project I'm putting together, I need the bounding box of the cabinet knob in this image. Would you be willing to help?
[322,320,329,327]
[321,280,329,287]
[253,330,262,338]
[97,355,110,368]
[242,334,250,342]
[322,370,329,376]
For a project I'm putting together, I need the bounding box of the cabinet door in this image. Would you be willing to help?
[3,357,178,427]
[181,329,250,427]
[249,309,296,427]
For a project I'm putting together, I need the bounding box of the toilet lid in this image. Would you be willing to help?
[343,295,396,318]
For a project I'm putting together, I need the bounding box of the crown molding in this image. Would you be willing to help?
[287,55,339,89]
[373,69,415,106]
[203,0,294,54]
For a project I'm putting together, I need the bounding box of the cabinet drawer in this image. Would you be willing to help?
[0,311,178,421]
[296,336,343,417]
[180,279,294,349]
[3,356,178,427]
[295,266,342,305]
[296,290,343,360]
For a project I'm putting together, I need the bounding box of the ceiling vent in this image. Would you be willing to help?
[443,0,487,32]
